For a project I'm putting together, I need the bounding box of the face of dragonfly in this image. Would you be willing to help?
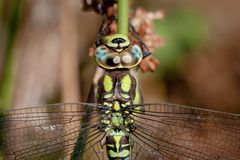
[94,34,143,70]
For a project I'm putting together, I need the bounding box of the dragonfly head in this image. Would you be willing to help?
[95,34,143,69]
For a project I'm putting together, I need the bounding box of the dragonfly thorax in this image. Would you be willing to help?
[98,103,135,132]
[96,69,142,159]
[97,70,141,105]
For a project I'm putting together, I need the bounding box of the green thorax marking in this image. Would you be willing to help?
[111,113,123,127]
[103,74,113,92]
[121,74,131,92]
[113,101,121,112]
[133,75,142,105]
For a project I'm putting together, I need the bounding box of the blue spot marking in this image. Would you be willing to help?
[96,47,108,60]
[131,45,142,58]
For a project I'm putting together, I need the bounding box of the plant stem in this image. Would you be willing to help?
[117,0,128,35]
[0,1,22,110]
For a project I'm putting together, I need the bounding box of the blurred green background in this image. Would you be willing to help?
[0,0,240,113]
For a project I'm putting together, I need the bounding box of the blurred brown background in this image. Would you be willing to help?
[0,0,240,113]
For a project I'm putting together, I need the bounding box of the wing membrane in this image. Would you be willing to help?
[130,103,240,160]
[0,103,105,160]
[1,103,240,160]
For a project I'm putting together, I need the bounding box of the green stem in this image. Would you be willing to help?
[117,0,129,35]
[0,1,22,111]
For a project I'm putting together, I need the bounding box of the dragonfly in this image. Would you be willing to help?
[1,0,240,160]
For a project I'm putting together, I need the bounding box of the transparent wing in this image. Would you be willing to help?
[0,103,106,160]
[1,103,240,160]
[130,103,240,160]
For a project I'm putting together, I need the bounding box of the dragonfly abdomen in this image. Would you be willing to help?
[106,130,131,160]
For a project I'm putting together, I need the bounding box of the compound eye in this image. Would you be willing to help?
[121,45,143,68]
[95,45,120,69]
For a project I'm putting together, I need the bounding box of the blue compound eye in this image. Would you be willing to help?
[121,45,143,68]
[95,44,143,69]
[95,45,120,69]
